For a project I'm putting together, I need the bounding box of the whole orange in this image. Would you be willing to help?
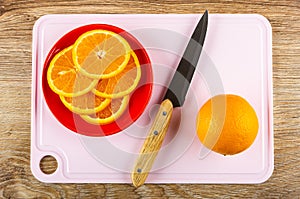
[196,94,259,155]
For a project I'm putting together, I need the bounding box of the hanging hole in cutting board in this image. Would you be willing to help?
[39,155,58,175]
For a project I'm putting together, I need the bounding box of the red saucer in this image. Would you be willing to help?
[42,24,153,136]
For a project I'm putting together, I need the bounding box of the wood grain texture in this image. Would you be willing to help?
[132,99,173,187]
[0,0,299,198]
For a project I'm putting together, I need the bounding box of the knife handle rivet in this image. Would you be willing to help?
[162,111,167,116]
[153,130,158,135]
[137,168,142,173]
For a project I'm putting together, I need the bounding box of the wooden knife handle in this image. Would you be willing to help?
[131,99,173,187]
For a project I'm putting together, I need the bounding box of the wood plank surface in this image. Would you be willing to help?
[0,0,299,198]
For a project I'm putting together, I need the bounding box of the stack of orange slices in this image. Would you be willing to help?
[47,30,141,125]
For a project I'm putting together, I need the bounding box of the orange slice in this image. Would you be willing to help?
[93,52,141,98]
[72,30,131,79]
[60,92,110,115]
[47,45,98,97]
[80,96,129,125]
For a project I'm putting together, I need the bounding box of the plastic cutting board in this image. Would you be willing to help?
[31,14,273,183]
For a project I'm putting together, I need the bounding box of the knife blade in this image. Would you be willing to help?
[132,10,208,187]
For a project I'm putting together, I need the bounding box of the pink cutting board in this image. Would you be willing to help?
[31,14,273,183]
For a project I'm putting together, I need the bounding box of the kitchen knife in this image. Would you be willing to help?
[132,10,208,187]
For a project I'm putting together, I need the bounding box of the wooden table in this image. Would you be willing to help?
[0,0,299,198]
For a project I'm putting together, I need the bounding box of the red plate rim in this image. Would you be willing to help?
[42,24,153,137]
